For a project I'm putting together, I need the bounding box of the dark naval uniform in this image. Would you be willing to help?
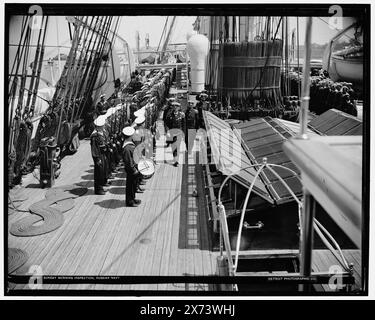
[132,126,146,191]
[122,141,139,205]
[196,101,204,128]
[90,130,107,194]
[169,110,185,166]
[96,100,106,116]
[102,126,112,181]
[185,107,198,153]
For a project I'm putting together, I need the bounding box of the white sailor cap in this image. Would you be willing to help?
[134,115,145,125]
[122,126,135,137]
[134,107,145,117]
[105,108,113,116]
[94,116,106,127]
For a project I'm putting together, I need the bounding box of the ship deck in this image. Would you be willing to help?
[8,118,219,291]
[7,112,362,293]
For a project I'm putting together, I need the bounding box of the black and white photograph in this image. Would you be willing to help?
[3,2,371,298]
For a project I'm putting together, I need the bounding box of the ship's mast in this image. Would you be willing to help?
[136,30,140,64]
[298,17,313,139]
[160,16,177,62]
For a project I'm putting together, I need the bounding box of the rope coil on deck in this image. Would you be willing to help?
[8,248,29,273]
[10,184,87,237]
[10,207,64,237]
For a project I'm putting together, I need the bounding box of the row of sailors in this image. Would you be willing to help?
[130,69,172,110]
[90,90,210,205]
[90,109,147,206]
[89,94,195,203]
[90,69,174,205]
[93,68,172,122]
[91,87,209,170]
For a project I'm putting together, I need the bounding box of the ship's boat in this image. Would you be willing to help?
[323,22,363,83]
[328,45,363,82]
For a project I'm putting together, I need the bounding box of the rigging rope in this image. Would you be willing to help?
[9,15,29,87]
[24,16,45,118]
[30,17,49,118]
[157,16,169,53]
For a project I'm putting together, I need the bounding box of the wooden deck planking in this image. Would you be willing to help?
[138,122,175,289]
[148,135,183,290]
[111,173,155,274]
[156,189,178,290]
[130,189,170,289]
[84,210,134,289]
[93,179,136,291]
[148,191,173,290]
[83,198,127,290]
[43,198,109,289]
[11,190,96,283]
[127,180,168,286]
[45,205,101,289]
[41,191,104,268]
[8,113,218,292]
[129,122,170,289]
[62,190,121,289]
[104,172,155,278]
[117,180,164,290]
[165,189,182,290]
[9,143,94,289]
[57,195,111,290]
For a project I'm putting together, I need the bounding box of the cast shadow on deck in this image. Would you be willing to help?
[108,187,126,195]
[25,183,42,188]
[94,199,125,209]
[94,191,182,280]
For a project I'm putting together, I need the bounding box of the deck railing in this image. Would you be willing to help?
[216,157,354,291]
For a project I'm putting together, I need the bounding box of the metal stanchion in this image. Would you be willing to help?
[296,17,314,292]
[299,190,316,292]
[297,17,313,140]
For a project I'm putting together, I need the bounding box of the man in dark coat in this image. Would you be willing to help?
[90,116,107,195]
[185,101,199,154]
[122,126,142,207]
[126,73,137,94]
[163,97,176,148]
[96,94,108,116]
[168,102,185,167]
[196,91,209,128]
